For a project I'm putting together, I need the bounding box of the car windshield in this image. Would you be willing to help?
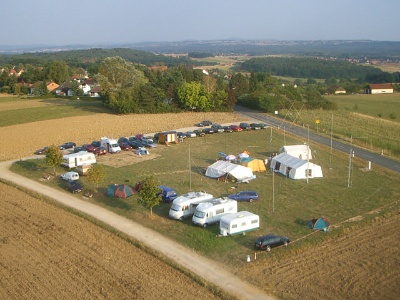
[111,143,119,148]
[170,204,181,211]
[194,210,206,218]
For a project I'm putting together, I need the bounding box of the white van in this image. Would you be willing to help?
[100,137,121,153]
[62,151,96,169]
[219,211,260,236]
[192,198,237,228]
[169,191,214,220]
[60,171,79,181]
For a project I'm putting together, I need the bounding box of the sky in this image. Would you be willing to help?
[1,0,399,47]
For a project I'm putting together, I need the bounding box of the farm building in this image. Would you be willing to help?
[366,83,393,94]
[270,153,323,180]
[158,131,178,144]
[279,144,312,160]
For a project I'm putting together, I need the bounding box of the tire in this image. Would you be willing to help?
[249,199,254,203]
[284,241,288,247]
[266,246,271,252]
[203,223,208,228]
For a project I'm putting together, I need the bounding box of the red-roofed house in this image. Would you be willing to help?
[366,84,394,94]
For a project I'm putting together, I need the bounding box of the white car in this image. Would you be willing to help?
[61,171,79,181]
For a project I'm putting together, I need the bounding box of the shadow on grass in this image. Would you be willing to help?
[14,160,47,172]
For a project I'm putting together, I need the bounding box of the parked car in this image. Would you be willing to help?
[193,129,205,137]
[230,125,243,132]
[211,124,224,133]
[196,120,212,127]
[259,123,268,129]
[250,123,261,130]
[119,142,133,151]
[239,122,251,131]
[82,144,96,152]
[141,136,154,144]
[34,146,48,155]
[93,146,107,156]
[141,139,157,148]
[59,142,76,150]
[118,137,130,144]
[129,140,143,149]
[186,131,196,138]
[228,190,259,202]
[203,127,216,134]
[73,146,86,153]
[158,186,178,203]
[66,180,83,193]
[223,126,233,133]
[61,171,79,181]
[177,132,186,139]
[254,234,290,252]
[91,140,101,148]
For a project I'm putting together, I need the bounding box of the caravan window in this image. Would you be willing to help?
[251,219,258,224]
[241,222,246,226]
[216,208,224,215]
[170,204,181,212]
[232,224,237,229]
[194,210,206,218]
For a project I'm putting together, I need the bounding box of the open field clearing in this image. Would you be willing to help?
[2,98,400,299]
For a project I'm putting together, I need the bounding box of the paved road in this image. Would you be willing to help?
[0,159,273,300]
[234,105,400,174]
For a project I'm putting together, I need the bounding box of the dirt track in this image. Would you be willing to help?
[1,99,400,299]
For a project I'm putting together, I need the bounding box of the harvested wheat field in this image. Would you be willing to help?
[0,182,222,300]
[1,99,400,300]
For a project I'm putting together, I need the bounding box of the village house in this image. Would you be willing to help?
[366,83,394,94]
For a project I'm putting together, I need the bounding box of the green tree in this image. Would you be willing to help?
[137,176,162,216]
[45,145,63,175]
[86,164,106,191]
[177,81,210,111]
[46,61,70,84]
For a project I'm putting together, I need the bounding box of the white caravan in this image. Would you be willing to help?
[62,151,96,169]
[169,191,214,220]
[219,211,260,236]
[100,137,121,153]
[192,198,237,228]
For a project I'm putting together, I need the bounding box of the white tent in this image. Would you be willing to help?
[271,153,323,180]
[205,160,254,182]
[279,144,312,160]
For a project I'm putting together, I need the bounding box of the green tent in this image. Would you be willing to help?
[307,217,330,232]
[107,184,136,199]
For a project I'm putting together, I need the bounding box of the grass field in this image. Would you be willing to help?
[11,128,400,264]
[280,93,400,156]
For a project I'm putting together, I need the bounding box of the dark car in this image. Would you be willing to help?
[228,190,259,202]
[59,142,76,150]
[254,234,290,252]
[193,129,205,137]
[91,140,101,148]
[230,124,243,132]
[250,123,261,130]
[73,146,86,153]
[66,180,83,193]
[259,123,268,129]
[196,120,212,127]
[157,185,178,203]
[223,126,233,133]
[34,146,48,155]
[129,140,143,149]
[239,122,251,131]
[177,132,186,139]
[93,146,107,156]
[203,127,216,134]
[118,137,130,144]
[211,124,224,133]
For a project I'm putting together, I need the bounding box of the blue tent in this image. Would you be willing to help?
[307,217,330,232]
[107,184,136,198]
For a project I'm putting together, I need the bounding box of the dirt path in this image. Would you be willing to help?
[0,159,273,300]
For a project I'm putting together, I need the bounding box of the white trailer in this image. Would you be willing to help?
[62,151,96,169]
[169,191,214,220]
[192,198,237,228]
[100,137,121,153]
[219,211,260,236]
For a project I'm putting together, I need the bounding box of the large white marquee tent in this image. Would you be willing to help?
[270,153,323,180]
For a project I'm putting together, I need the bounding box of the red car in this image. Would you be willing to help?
[119,142,132,151]
[82,144,96,152]
[230,125,243,132]
[93,146,107,156]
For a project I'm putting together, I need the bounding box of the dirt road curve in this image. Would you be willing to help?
[0,159,273,300]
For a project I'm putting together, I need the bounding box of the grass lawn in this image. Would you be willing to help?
[11,129,400,265]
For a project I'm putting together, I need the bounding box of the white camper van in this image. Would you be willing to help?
[219,211,260,236]
[192,198,237,228]
[62,151,96,169]
[100,137,121,153]
[169,191,214,220]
